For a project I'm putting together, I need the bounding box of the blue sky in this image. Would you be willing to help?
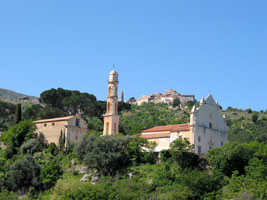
[0,0,266,110]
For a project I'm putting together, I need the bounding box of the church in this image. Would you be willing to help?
[133,95,228,154]
[101,70,227,154]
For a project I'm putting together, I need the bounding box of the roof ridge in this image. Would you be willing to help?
[34,115,76,123]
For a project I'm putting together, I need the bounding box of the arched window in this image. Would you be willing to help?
[106,122,109,135]
[107,102,111,113]
[108,87,112,96]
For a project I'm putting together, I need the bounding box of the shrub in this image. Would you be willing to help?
[20,138,43,155]
[207,142,254,176]
[76,135,131,174]
[160,149,172,162]
[0,189,17,200]
[251,112,258,123]
[51,179,110,200]
[220,172,267,200]
[246,108,252,114]
[110,178,152,200]
[6,155,41,192]
[47,143,59,156]
[41,158,63,189]
[170,137,200,170]
[177,169,225,199]
[1,120,36,150]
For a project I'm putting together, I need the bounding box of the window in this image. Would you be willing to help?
[76,119,80,127]
[198,146,201,154]
[221,142,223,146]
[52,123,55,126]
[44,123,47,127]
[107,102,111,113]
[209,122,212,128]
[198,136,201,142]
[108,87,112,96]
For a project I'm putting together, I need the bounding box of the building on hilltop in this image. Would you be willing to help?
[133,94,227,154]
[103,70,120,135]
[34,115,88,146]
[135,89,195,106]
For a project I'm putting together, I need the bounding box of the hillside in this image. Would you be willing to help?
[0,88,38,104]
[120,102,267,143]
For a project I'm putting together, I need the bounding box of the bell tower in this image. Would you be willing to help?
[103,70,119,135]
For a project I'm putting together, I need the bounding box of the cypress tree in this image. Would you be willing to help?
[59,130,65,151]
[15,103,22,124]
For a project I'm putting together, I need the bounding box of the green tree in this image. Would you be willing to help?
[47,143,59,156]
[76,135,131,174]
[246,108,252,114]
[170,137,199,170]
[20,138,44,155]
[207,142,254,176]
[177,169,225,199]
[220,172,267,200]
[6,155,41,192]
[41,158,63,189]
[251,112,258,123]
[1,120,36,153]
[58,130,65,151]
[0,189,17,200]
[15,103,22,124]
[172,98,181,108]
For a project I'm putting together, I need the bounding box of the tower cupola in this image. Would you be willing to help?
[109,70,119,83]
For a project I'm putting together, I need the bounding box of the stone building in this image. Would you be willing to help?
[134,94,227,154]
[103,70,120,135]
[34,115,88,146]
[136,89,195,106]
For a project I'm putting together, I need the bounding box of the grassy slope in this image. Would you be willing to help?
[120,103,190,135]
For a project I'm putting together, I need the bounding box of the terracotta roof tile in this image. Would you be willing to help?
[34,116,75,124]
[140,133,170,139]
[140,124,190,133]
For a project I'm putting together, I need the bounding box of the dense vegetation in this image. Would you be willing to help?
[0,88,266,199]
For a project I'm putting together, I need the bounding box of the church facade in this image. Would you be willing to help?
[103,70,120,135]
[134,94,227,154]
[34,115,88,146]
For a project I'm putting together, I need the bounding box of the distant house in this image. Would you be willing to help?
[34,115,88,146]
[135,89,195,106]
[134,94,227,154]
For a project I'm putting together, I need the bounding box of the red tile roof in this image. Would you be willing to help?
[140,133,170,139]
[34,116,75,124]
[140,124,190,133]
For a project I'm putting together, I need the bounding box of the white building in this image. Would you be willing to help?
[135,94,227,154]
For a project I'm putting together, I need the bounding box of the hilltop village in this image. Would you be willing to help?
[0,70,266,200]
[32,70,227,155]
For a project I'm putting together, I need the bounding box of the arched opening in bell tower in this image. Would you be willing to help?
[108,87,112,96]
[107,102,111,113]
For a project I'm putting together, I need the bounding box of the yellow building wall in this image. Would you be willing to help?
[35,116,88,146]
[35,121,67,145]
